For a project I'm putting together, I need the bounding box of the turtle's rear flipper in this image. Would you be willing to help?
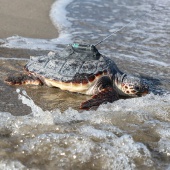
[80,87,119,110]
[5,74,43,86]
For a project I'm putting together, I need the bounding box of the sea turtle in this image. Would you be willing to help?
[5,44,149,109]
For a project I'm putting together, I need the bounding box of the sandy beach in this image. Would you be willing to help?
[0,0,58,39]
[0,0,63,115]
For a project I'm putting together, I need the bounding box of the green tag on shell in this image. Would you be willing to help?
[72,43,79,48]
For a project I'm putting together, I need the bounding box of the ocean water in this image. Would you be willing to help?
[0,0,170,169]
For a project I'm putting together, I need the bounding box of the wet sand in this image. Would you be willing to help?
[0,0,85,115]
[0,48,88,115]
[0,0,58,39]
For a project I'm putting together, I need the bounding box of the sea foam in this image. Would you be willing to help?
[50,0,73,33]
[0,88,170,169]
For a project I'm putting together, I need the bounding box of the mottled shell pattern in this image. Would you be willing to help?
[25,45,121,84]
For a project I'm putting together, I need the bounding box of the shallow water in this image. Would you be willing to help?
[0,91,170,169]
[0,0,170,169]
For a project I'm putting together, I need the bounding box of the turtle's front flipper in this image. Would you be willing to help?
[80,87,119,110]
[5,74,43,86]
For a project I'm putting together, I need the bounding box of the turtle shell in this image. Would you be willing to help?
[25,45,120,84]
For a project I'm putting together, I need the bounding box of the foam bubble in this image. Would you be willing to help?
[158,139,170,157]
[0,160,26,170]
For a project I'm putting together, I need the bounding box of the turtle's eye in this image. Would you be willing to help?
[135,86,140,91]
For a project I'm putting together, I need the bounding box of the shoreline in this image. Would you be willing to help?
[0,1,60,115]
[0,0,58,39]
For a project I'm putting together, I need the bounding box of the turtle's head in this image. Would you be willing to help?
[114,73,149,97]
